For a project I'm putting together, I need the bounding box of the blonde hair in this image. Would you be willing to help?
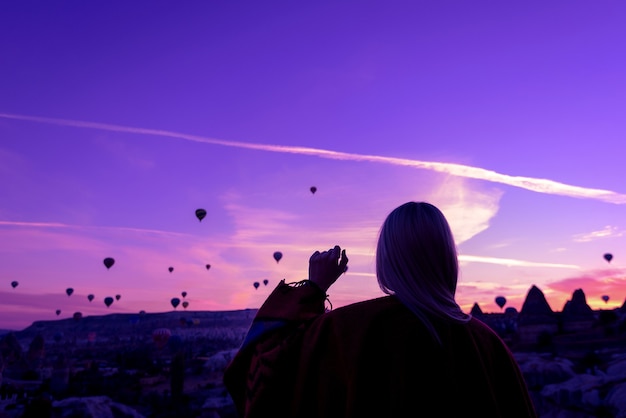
[376,202,470,343]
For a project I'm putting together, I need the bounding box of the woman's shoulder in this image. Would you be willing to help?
[463,316,515,352]
[313,295,420,335]
[325,295,402,318]
[466,316,504,337]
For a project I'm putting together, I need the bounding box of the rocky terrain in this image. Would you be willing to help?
[2,288,626,417]
[0,309,253,417]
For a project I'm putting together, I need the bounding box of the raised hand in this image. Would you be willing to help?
[308,245,348,293]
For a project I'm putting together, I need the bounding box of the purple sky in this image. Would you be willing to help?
[1,1,626,330]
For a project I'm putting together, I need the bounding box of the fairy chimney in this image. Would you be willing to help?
[561,289,595,333]
[517,285,558,345]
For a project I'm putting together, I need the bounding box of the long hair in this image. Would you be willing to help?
[376,202,470,343]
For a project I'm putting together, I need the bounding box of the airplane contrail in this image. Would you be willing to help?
[2,112,625,204]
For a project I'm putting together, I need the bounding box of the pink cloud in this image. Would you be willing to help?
[546,268,626,309]
[0,291,100,330]
[0,227,109,253]
[457,286,532,314]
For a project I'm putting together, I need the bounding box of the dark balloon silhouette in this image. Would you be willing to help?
[55,309,61,316]
[66,288,74,297]
[273,251,283,263]
[181,291,187,298]
[10,281,18,289]
[495,296,507,309]
[206,264,211,270]
[103,257,115,269]
[263,279,269,286]
[310,186,317,194]
[87,294,94,302]
[152,328,171,348]
[168,267,174,273]
[104,296,114,307]
[73,312,82,322]
[182,301,189,309]
[195,208,207,222]
[171,297,181,309]
[604,253,613,263]
[115,294,121,301]
[253,281,260,289]
[602,295,610,303]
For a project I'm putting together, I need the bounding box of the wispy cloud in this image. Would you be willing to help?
[572,225,624,242]
[2,113,626,204]
[431,176,503,243]
[0,193,577,280]
[0,220,188,237]
[546,269,626,307]
[458,254,580,269]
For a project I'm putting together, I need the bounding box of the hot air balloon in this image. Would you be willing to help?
[115,294,121,301]
[602,295,610,303]
[604,253,613,263]
[195,209,207,222]
[182,301,189,309]
[55,309,61,316]
[152,328,171,349]
[273,251,283,263]
[504,307,518,315]
[168,267,174,273]
[73,312,82,322]
[495,296,507,310]
[104,296,114,307]
[103,257,115,269]
[87,294,94,302]
[181,291,187,298]
[310,186,317,194]
[205,264,211,270]
[171,297,181,309]
[253,281,260,289]
[66,288,74,297]
[10,281,18,289]
[263,279,269,286]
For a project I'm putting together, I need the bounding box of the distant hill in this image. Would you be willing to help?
[11,309,258,342]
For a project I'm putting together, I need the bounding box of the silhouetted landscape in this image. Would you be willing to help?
[3,285,626,417]
[0,309,254,417]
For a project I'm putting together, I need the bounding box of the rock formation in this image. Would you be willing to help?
[470,303,483,317]
[518,285,558,346]
[561,289,595,333]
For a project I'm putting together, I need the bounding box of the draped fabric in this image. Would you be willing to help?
[224,280,537,418]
